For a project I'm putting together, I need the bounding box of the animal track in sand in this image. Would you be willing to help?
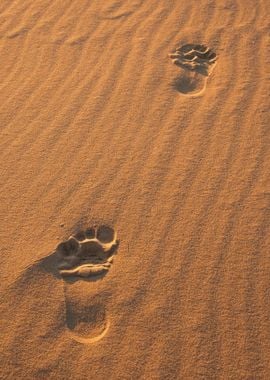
[169,44,217,96]
[56,225,118,278]
[55,225,119,344]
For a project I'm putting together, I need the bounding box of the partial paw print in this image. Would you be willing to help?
[169,44,217,96]
[56,225,118,279]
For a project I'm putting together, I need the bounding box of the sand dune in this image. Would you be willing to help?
[1,0,269,378]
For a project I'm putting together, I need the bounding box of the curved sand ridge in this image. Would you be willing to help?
[0,0,269,379]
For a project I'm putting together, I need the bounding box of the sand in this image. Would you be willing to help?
[0,0,269,379]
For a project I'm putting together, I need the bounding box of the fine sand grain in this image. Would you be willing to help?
[0,0,269,379]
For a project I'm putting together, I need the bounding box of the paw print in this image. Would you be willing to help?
[169,44,217,76]
[56,225,118,278]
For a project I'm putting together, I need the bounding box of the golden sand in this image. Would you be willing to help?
[1,0,269,378]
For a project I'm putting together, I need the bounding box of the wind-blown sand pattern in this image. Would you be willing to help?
[0,0,270,379]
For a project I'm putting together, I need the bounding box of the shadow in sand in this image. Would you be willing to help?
[37,251,113,283]
[173,76,199,94]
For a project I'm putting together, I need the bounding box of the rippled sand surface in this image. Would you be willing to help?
[1,1,269,378]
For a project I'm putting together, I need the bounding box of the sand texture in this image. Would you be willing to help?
[0,0,270,379]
